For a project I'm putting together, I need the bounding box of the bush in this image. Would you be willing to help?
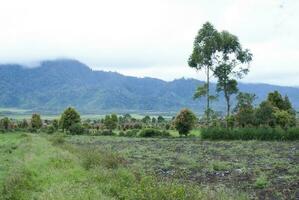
[174,109,197,136]
[46,125,56,134]
[68,123,89,135]
[125,129,139,137]
[139,128,170,137]
[50,133,66,145]
[285,127,299,140]
[119,131,125,136]
[100,129,116,136]
[201,127,299,141]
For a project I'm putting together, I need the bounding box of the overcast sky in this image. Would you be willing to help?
[0,0,298,86]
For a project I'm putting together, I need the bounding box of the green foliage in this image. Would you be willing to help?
[188,22,220,123]
[213,30,252,117]
[46,125,56,134]
[68,123,88,135]
[141,115,151,124]
[157,116,165,123]
[2,166,36,200]
[254,175,268,189]
[96,129,116,136]
[255,101,276,127]
[0,117,11,130]
[267,91,285,110]
[139,128,170,137]
[201,127,299,140]
[234,92,256,127]
[31,113,42,129]
[104,114,118,130]
[52,119,59,130]
[125,129,139,137]
[49,133,66,145]
[60,107,81,131]
[174,109,197,136]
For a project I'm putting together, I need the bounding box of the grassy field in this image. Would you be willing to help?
[0,133,298,199]
[68,136,299,199]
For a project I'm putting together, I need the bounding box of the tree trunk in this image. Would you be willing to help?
[225,92,230,128]
[206,67,210,126]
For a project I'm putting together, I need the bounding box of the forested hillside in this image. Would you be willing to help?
[1,59,298,114]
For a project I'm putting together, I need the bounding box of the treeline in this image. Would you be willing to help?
[1,90,298,140]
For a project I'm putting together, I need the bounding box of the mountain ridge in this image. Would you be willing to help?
[1,59,298,114]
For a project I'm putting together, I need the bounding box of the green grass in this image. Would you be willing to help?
[0,133,250,200]
[67,135,299,199]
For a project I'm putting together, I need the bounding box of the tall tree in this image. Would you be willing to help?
[213,31,252,118]
[188,22,220,125]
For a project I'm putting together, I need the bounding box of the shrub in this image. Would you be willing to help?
[174,109,197,136]
[119,131,125,136]
[254,175,268,189]
[50,133,66,145]
[201,127,299,141]
[125,129,139,137]
[68,123,88,135]
[100,129,116,136]
[46,125,56,134]
[285,127,299,140]
[139,128,170,137]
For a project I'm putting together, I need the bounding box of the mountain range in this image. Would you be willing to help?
[1,59,299,115]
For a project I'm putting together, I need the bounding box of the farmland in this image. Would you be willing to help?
[0,132,298,200]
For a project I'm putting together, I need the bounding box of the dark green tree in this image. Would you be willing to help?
[174,109,197,136]
[188,22,220,124]
[142,116,151,124]
[267,91,285,110]
[266,91,296,127]
[0,117,11,130]
[60,107,81,131]
[157,116,165,123]
[31,113,42,129]
[234,92,256,127]
[104,114,118,131]
[255,101,276,127]
[52,119,59,130]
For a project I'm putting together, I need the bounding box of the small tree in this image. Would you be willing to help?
[234,92,256,127]
[31,114,42,129]
[255,101,276,127]
[0,117,11,130]
[60,107,81,131]
[20,119,29,129]
[267,91,285,110]
[142,116,151,124]
[174,109,197,136]
[104,114,118,131]
[157,116,165,123]
[52,119,59,130]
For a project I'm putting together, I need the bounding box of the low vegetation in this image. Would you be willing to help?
[0,133,252,200]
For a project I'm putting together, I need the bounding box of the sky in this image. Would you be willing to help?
[0,0,298,86]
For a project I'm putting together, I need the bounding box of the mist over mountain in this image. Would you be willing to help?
[1,59,298,115]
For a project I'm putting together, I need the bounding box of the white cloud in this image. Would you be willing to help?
[0,0,298,86]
